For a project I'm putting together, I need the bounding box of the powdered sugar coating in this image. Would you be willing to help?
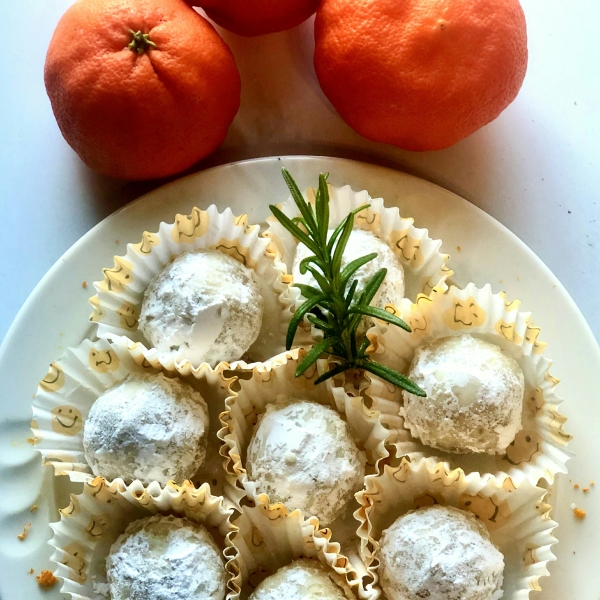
[249,558,355,600]
[107,514,227,600]
[83,372,209,485]
[402,335,524,454]
[139,250,264,367]
[379,505,504,600]
[293,229,405,307]
[246,398,366,525]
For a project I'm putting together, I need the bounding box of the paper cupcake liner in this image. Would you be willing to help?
[356,455,558,599]
[367,283,573,486]
[31,335,233,490]
[264,183,452,332]
[233,503,376,599]
[217,349,397,579]
[89,204,296,375]
[48,478,240,599]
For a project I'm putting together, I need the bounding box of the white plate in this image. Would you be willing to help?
[0,156,597,599]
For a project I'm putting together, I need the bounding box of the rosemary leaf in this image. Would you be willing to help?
[314,362,355,385]
[357,360,426,396]
[286,295,327,350]
[296,338,334,377]
[348,305,411,331]
[269,204,320,256]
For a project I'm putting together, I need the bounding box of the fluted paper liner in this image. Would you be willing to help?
[356,456,558,599]
[218,349,398,593]
[48,478,240,599]
[264,183,452,315]
[31,335,233,489]
[89,204,295,376]
[234,503,376,599]
[367,283,573,486]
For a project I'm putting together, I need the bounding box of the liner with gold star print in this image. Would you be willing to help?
[356,454,558,599]
[263,183,452,343]
[233,503,376,599]
[30,335,233,490]
[48,478,240,599]
[217,348,397,597]
[88,204,296,377]
[366,282,573,487]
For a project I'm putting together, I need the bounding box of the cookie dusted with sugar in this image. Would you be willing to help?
[83,372,209,485]
[379,505,504,600]
[246,398,366,525]
[139,249,264,366]
[402,334,525,454]
[293,229,405,306]
[107,515,227,600]
[249,558,355,600]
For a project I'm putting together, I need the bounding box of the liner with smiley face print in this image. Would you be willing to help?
[30,335,234,489]
[233,502,375,599]
[366,283,573,487]
[356,453,558,599]
[217,348,396,577]
[89,204,297,376]
[263,183,452,343]
[48,477,240,599]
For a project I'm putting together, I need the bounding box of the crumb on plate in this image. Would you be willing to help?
[37,570,58,589]
[82,281,87,289]
[574,483,579,489]
[28,568,34,574]
[18,522,31,541]
[573,507,586,520]
[30,504,39,513]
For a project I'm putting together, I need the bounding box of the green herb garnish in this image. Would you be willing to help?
[269,169,426,396]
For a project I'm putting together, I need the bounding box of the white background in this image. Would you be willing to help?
[0,0,599,344]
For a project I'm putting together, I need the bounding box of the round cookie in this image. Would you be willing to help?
[107,515,227,600]
[249,558,355,600]
[139,249,264,366]
[83,372,209,485]
[379,505,504,600]
[293,229,405,306]
[246,398,366,525]
[402,335,525,454]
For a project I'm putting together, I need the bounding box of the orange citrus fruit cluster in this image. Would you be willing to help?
[45,0,528,180]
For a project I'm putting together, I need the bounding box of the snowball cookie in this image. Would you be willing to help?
[249,558,355,600]
[293,229,405,306]
[246,398,366,525]
[402,335,525,454]
[83,372,209,485]
[107,514,227,600]
[139,249,264,367]
[379,505,504,600]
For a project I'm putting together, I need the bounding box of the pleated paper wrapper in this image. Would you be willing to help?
[264,183,452,315]
[48,478,240,600]
[30,335,233,492]
[88,204,295,378]
[218,349,399,598]
[356,455,558,599]
[234,502,376,599]
[367,283,573,486]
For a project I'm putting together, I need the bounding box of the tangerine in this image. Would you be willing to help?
[44,0,241,180]
[314,0,528,151]
[195,0,320,36]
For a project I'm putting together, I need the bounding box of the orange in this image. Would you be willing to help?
[44,0,241,180]
[195,0,320,36]
[314,0,528,151]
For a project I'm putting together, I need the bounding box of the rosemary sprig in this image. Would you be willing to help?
[270,169,426,397]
